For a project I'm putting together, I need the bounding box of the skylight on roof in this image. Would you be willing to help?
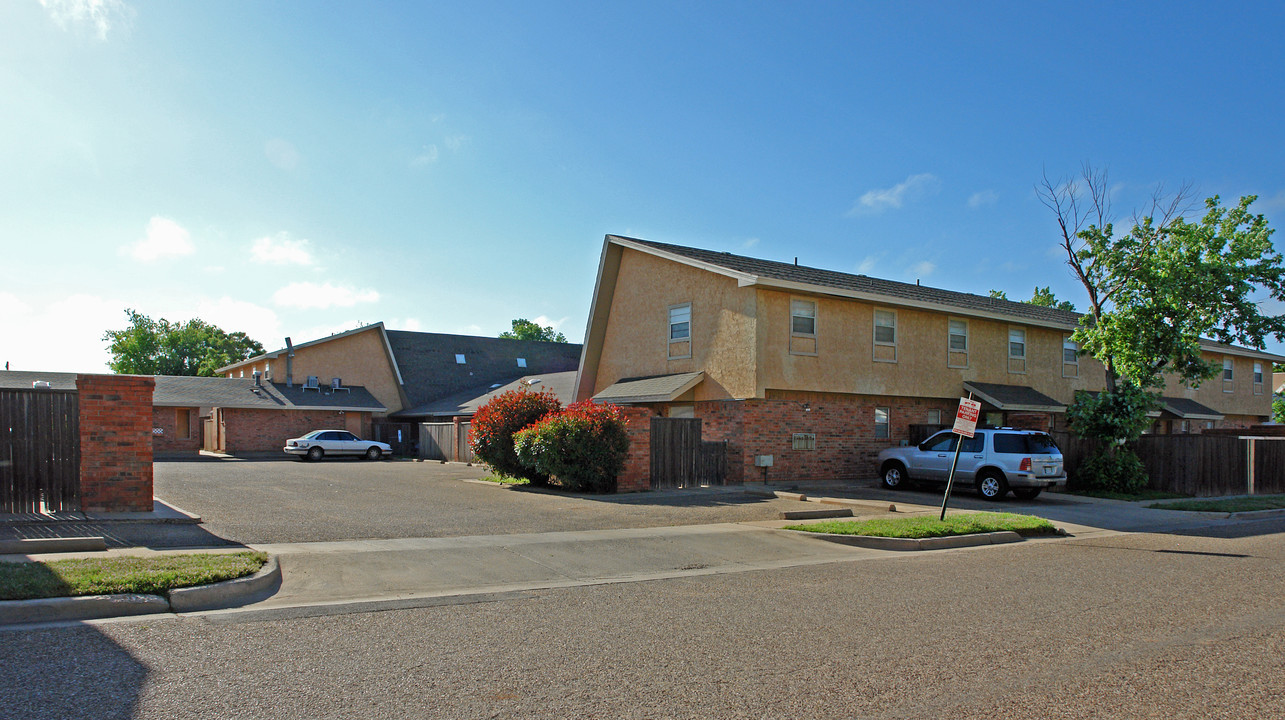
[517,358,527,368]
[455,354,466,364]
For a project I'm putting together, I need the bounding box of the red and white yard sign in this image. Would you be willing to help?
[953,397,981,438]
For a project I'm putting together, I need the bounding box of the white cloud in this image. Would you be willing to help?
[386,317,423,332]
[0,292,122,372]
[194,297,281,348]
[251,232,316,266]
[531,315,570,332]
[264,139,300,171]
[849,173,940,215]
[410,145,439,167]
[741,237,760,250]
[910,261,936,279]
[40,0,134,40]
[272,282,380,309]
[123,216,195,262]
[856,254,883,274]
[968,189,999,208]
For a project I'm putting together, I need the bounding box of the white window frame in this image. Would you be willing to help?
[668,302,692,360]
[1254,362,1264,394]
[874,407,890,439]
[790,298,817,338]
[873,308,897,346]
[926,409,943,425]
[947,317,968,368]
[1008,327,1026,360]
[1223,356,1234,391]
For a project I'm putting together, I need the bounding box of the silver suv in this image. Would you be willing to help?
[876,428,1066,501]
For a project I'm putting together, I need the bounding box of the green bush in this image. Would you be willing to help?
[513,401,630,493]
[468,388,562,483]
[1072,445,1148,494]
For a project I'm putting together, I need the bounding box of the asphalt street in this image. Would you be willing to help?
[4,516,1283,719]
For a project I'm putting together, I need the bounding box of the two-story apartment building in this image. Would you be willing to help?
[575,235,1282,482]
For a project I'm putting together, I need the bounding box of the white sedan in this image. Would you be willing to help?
[284,430,391,461]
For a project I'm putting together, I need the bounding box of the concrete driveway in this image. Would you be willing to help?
[153,457,826,545]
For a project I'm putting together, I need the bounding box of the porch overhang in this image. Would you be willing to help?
[962,381,1067,413]
[592,371,704,404]
[1154,397,1224,421]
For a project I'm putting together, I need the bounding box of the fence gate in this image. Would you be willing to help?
[0,389,80,513]
[650,417,726,490]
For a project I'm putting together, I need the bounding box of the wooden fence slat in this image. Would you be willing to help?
[0,389,80,513]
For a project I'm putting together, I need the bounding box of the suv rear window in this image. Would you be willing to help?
[993,432,1059,454]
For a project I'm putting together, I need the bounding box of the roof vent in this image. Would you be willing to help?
[32,380,51,390]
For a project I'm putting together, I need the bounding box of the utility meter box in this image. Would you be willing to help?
[754,454,774,467]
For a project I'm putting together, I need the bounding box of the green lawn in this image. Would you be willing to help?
[784,512,1057,539]
[0,551,268,602]
[1148,495,1285,513]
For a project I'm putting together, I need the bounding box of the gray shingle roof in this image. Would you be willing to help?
[386,330,582,409]
[1156,397,1224,420]
[0,371,384,411]
[617,236,1081,327]
[592,372,705,404]
[393,370,579,420]
[0,370,79,391]
[963,382,1067,412]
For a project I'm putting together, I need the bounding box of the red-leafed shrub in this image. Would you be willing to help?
[513,401,629,493]
[469,388,562,482]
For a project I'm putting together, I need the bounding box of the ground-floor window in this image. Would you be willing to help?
[874,407,890,439]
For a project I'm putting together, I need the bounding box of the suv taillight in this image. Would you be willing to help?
[1019,457,1032,472]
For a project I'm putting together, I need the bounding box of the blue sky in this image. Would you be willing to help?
[3,1,1284,372]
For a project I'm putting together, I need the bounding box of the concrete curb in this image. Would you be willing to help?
[169,556,282,612]
[780,508,853,520]
[745,486,898,515]
[0,556,281,625]
[0,537,108,555]
[785,529,1025,551]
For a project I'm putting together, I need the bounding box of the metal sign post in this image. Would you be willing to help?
[940,394,980,521]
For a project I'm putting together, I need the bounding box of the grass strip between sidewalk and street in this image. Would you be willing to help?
[0,551,268,602]
[1147,495,1285,513]
[784,512,1057,539]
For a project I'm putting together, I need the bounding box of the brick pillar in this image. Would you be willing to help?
[77,374,155,513]
[617,407,657,492]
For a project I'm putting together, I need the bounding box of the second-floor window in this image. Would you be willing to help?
[874,310,896,345]
[791,299,816,336]
[1063,336,1079,378]
[947,318,968,368]
[669,303,692,359]
[1009,328,1026,359]
[1254,362,1264,394]
[1223,357,1234,381]
[669,303,691,341]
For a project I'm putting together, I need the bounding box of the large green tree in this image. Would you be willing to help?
[103,309,264,376]
[498,318,567,343]
[1039,166,1285,392]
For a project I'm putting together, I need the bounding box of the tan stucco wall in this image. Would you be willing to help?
[594,248,757,400]
[225,327,403,414]
[1156,353,1274,420]
[592,245,1275,421]
[754,288,1103,403]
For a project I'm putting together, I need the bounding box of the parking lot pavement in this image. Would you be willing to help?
[152,458,830,546]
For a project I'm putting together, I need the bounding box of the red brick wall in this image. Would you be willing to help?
[698,392,959,483]
[1006,413,1053,432]
[222,408,372,454]
[617,406,659,492]
[152,406,202,454]
[77,374,154,513]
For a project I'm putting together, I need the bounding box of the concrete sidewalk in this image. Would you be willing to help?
[228,521,912,615]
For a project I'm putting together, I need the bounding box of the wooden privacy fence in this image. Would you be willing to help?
[1052,431,1285,497]
[0,389,80,513]
[372,422,418,457]
[419,422,474,463]
[650,417,727,489]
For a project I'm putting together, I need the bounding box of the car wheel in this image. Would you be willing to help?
[1013,487,1042,501]
[306,446,324,462]
[365,446,382,461]
[881,462,907,490]
[977,472,1009,501]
